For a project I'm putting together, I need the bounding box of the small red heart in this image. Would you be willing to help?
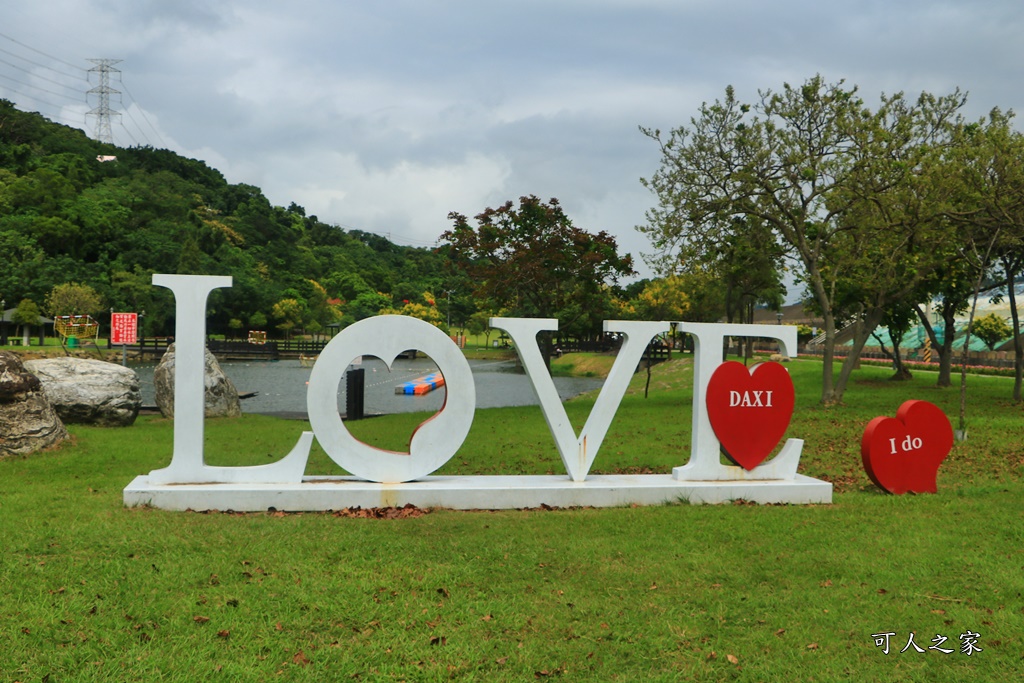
[861,400,953,494]
[706,361,795,470]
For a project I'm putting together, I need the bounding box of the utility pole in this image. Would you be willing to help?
[87,59,122,144]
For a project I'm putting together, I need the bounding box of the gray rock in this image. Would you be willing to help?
[24,357,141,427]
[0,351,69,457]
[153,344,241,418]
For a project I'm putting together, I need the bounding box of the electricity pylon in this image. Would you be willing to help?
[87,58,122,144]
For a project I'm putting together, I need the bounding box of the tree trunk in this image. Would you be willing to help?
[936,305,958,387]
[915,302,958,387]
[889,323,911,380]
[1006,265,1023,402]
[805,267,839,405]
[539,330,554,374]
[819,310,838,404]
[743,299,754,364]
[833,307,885,403]
[872,329,912,380]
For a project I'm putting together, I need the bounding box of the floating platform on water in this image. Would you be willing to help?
[395,373,445,395]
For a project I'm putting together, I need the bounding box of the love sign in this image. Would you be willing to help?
[123,275,833,510]
[860,400,953,494]
[706,361,795,470]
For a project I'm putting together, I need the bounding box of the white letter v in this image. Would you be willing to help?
[490,319,668,482]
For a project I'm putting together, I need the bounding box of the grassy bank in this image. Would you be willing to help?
[1,358,1022,681]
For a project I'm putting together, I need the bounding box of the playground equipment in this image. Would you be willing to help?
[54,315,100,348]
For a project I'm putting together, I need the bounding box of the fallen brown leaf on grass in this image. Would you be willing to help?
[193,616,210,624]
[331,504,429,519]
[293,650,310,666]
[727,654,738,664]
[535,668,566,678]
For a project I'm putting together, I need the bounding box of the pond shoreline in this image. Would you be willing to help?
[134,357,605,417]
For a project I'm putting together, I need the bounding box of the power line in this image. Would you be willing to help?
[333,222,440,248]
[113,91,153,147]
[0,32,86,74]
[117,119,140,147]
[119,79,167,148]
[0,76,85,128]
[0,69,84,106]
[118,107,149,146]
[0,50,84,95]
[0,33,89,129]
[0,44,82,87]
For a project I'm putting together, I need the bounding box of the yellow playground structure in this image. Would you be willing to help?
[54,315,100,348]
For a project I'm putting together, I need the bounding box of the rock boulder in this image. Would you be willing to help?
[0,351,69,456]
[153,344,241,418]
[24,357,141,427]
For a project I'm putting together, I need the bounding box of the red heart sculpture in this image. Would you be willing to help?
[860,400,953,494]
[706,361,795,470]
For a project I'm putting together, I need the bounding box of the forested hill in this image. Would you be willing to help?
[0,99,447,337]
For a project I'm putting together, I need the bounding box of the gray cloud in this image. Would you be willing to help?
[4,0,1024,280]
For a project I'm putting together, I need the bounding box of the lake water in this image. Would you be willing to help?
[134,357,604,417]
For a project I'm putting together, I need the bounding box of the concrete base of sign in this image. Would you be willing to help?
[124,473,832,511]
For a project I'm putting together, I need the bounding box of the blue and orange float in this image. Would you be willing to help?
[395,372,445,395]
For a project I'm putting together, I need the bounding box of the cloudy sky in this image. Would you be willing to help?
[3,1,1024,283]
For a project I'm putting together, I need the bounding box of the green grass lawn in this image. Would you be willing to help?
[1,357,1022,681]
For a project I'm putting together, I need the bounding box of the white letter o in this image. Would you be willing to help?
[306,315,475,483]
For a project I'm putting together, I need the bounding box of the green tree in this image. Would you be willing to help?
[631,275,691,321]
[45,282,103,317]
[466,310,494,348]
[640,76,966,403]
[972,313,1012,351]
[176,232,205,274]
[302,279,337,335]
[271,298,307,339]
[946,111,1024,399]
[12,298,40,346]
[871,302,918,381]
[0,230,44,303]
[249,311,268,331]
[442,195,634,366]
[346,291,391,323]
[380,296,445,328]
